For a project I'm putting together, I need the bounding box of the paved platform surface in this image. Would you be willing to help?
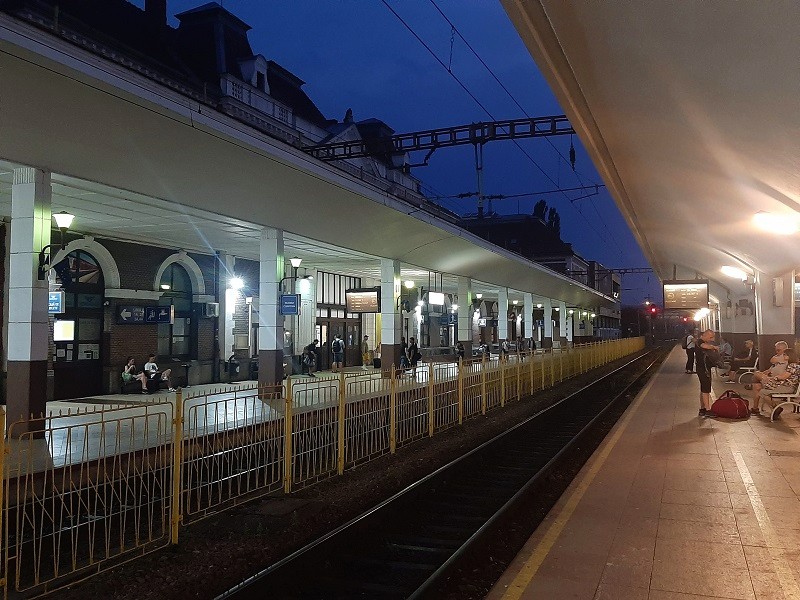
[488,346,800,600]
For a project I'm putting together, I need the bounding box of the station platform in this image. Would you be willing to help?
[488,346,800,600]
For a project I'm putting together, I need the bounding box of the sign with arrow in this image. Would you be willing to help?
[117,305,174,324]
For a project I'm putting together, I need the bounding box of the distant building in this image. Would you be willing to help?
[459,203,621,339]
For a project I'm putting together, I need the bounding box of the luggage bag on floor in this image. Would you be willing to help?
[711,390,750,419]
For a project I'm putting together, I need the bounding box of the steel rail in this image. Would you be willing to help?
[215,349,658,600]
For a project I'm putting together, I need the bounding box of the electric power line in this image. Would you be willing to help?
[382,0,624,258]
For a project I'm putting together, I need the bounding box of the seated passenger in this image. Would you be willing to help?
[122,356,148,393]
[723,339,757,383]
[751,350,800,417]
[752,341,789,386]
[144,353,174,392]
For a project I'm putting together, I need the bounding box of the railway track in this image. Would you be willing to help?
[216,350,661,600]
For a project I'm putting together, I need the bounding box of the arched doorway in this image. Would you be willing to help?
[52,250,105,400]
[158,263,195,361]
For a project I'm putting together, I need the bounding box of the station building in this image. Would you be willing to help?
[0,0,619,427]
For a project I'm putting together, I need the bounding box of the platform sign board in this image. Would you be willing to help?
[345,288,380,313]
[117,305,174,324]
[280,294,300,316]
[663,280,709,310]
[117,305,146,324]
[48,291,64,314]
[145,305,174,324]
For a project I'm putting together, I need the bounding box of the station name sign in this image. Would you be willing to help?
[663,280,709,310]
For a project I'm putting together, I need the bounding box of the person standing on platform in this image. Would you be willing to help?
[303,339,319,377]
[331,335,344,373]
[361,335,370,370]
[685,328,699,373]
[407,337,420,377]
[694,329,719,417]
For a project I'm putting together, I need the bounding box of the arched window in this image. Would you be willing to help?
[158,263,194,359]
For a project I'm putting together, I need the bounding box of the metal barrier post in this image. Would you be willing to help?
[457,359,464,425]
[529,352,534,395]
[0,408,5,597]
[170,389,184,545]
[390,365,397,452]
[541,352,546,389]
[481,354,487,415]
[283,377,294,494]
[500,354,506,407]
[337,372,346,475]
[427,362,435,437]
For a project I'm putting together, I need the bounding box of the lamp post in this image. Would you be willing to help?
[38,211,75,280]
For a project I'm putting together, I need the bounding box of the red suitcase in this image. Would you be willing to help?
[711,390,750,419]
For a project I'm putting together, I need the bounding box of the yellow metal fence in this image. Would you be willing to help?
[0,337,643,597]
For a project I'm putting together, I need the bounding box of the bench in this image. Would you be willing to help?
[736,356,760,384]
[120,371,168,394]
[768,380,800,422]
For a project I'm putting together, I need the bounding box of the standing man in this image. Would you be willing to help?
[361,335,370,370]
[303,339,319,377]
[331,335,344,373]
[695,329,719,417]
[685,328,698,374]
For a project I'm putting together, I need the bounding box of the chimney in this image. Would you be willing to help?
[145,0,167,30]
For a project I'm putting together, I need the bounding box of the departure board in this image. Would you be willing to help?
[346,288,380,313]
[663,280,709,310]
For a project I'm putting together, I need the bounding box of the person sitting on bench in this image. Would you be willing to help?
[144,353,175,391]
[723,339,757,383]
[122,356,148,393]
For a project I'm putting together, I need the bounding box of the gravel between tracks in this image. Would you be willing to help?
[55,354,652,600]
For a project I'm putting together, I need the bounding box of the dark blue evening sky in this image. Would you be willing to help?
[143,0,661,305]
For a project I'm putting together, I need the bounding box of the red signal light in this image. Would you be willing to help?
[650,307,657,314]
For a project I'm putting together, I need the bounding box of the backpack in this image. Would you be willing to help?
[681,336,689,350]
[332,339,343,353]
[711,390,750,419]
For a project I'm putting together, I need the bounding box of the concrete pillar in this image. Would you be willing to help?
[524,292,533,348]
[543,298,553,347]
[218,252,236,364]
[558,301,568,345]
[566,309,574,343]
[754,270,795,369]
[380,259,402,370]
[258,228,285,386]
[458,276,473,356]
[7,167,51,432]
[498,288,508,342]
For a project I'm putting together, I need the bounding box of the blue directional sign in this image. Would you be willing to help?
[145,306,174,324]
[48,291,64,314]
[117,305,173,324]
[117,305,146,324]
[280,294,301,316]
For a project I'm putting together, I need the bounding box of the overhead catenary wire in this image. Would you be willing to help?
[381,0,624,258]
[428,0,598,186]
[426,0,625,261]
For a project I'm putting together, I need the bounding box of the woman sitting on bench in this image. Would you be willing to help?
[122,357,149,393]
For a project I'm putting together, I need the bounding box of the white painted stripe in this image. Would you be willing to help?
[733,451,800,599]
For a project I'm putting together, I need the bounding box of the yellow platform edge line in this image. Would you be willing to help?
[499,359,663,600]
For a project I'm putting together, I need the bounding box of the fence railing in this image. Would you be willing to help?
[0,337,644,597]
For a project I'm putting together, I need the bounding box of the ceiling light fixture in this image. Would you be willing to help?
[720,266,747,280]
[753,211,798,235]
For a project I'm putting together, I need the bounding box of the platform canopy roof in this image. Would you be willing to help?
[0,13,613,309]
[502,0,800,286]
